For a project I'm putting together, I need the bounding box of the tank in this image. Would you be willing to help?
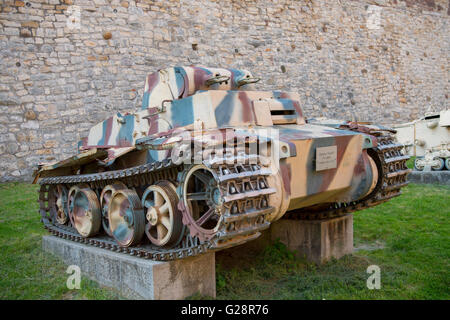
[392,109,449,171]
[33,66,411,261]
[393,109,450,158]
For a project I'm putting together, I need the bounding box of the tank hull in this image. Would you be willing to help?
[33,66,411,260]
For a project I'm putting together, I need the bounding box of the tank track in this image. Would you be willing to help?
[180,155,276,250]
[38,135,410,258]
[38,156,275,261]
[284,134,411,220]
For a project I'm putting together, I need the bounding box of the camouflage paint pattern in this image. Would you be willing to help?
[36,66,381,221]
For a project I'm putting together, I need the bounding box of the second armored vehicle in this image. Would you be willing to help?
[394,109,450,171]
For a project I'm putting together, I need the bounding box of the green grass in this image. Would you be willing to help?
[0,183,120,299]
[406,156,416,169]
[214,183,450,300]
[0,183,448,299]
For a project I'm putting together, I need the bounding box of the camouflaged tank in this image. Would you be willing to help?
[34,66,411,261]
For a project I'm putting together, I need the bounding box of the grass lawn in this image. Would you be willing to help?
[406,156,416,169]
[0,182,448,300]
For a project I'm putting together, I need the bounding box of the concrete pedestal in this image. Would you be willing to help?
[271,214,353,264]
[42,236,216,300]
[408,170,450,185]
[223,214,353,265]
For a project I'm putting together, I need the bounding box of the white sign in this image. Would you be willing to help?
[316,146,337,171]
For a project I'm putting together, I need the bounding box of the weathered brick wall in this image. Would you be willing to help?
[0,0,449,181]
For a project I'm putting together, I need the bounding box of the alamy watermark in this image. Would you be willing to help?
[366,265,381,290]
[66,5,81,30]
[66,265,81,290]
[366,5,383,30]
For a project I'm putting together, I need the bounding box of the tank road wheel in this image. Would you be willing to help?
[142,181,184,248]
[108,189,145,247]
[48,184,69,225]
[445,158,450,171]
[414,157,424,171]
[72,188,102,237]
[178,165,223,242]
[67,183,89,227]
[432,158,445,171]
[100,182,127,236]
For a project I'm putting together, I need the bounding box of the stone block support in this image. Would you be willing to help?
[42,236,216,299]
[222,214,353,265]
[408,171,450,185]
[270,214,353,264]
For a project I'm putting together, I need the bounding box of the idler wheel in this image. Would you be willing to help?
[48,184,69,225]
[100,182,126,237]
[178,164,223,242]
[108,189,145,247]
[72,188,102,237]
[142,181,184,248]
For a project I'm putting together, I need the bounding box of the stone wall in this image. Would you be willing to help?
[0,0,449,181]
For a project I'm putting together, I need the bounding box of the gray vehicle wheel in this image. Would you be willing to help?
[432,158,445,171]
[414,157,424,171]
[445,158,450,171]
